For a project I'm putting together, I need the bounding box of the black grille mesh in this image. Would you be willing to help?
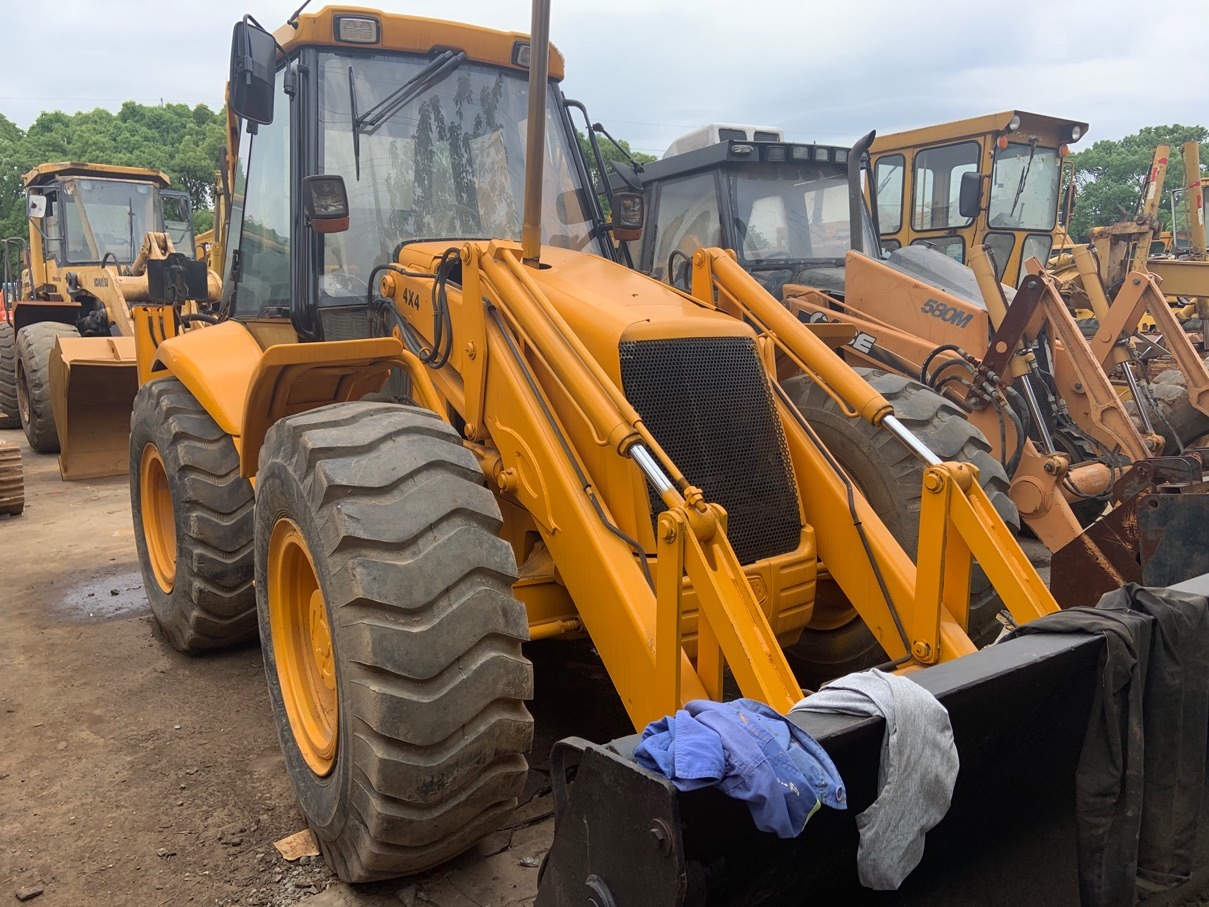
[320,307,371,341]
[619,336,802,565]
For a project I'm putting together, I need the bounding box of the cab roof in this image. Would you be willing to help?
[871,111,1088,152]
[275,5,565,80]
[23,162,171,189]
[618,139,851,190]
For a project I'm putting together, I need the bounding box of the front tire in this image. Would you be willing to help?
[16,322,78,451]
[255,401,533,882]
[784,369,1018,686]
[129,378,256,651]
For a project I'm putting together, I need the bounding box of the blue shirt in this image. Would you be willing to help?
[634,698,847,838]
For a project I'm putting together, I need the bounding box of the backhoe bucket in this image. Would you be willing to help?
[536,577,1209,905]
[49,336,138,480]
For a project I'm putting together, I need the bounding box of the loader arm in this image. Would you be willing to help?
[385,240,1060,726]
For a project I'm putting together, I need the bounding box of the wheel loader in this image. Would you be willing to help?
[127,3,1203,900]
[0,162,218,479]
[611,123,1209,606]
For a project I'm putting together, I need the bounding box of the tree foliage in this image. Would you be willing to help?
[1067,125,1209,241]
[0,102,225,245]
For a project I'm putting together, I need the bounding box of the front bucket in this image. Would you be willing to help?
[49,336,138,481]
[537,632,1105,905]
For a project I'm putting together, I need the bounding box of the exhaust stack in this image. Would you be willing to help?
[521,0,552,266]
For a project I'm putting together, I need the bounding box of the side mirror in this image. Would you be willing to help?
[613,192,644,243]
[958,171,983,220]
[229,20,277,127]
[27,195,46,219]
[554,189,580,226]
[303,175,350,234]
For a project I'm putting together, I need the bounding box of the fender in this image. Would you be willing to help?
[151,320,407,477]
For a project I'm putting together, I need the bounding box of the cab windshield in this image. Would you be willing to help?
[729,163,877,265]
[60,177,157,265]
[988,143,1060,231]
[318,50,598,291]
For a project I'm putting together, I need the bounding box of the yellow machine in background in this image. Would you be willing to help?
[0,162,218,478]
[869,111,1086,286]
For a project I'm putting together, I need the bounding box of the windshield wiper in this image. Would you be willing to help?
[348,51,467,179]
[127,200,135,263]
[1009,140,1038,218]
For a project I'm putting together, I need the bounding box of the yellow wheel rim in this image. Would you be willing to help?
[140,444,177,594]
[268,518,338,777]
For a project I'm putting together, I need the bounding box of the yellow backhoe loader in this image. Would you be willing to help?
[0,162,218,479]
[127,4,1206,900]
[611,123,1209,607]
[867,115,1209,457]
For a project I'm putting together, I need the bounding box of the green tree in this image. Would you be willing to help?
[0,102,225,249]
[1067,125,1209,241]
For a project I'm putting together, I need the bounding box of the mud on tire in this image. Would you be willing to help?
[129,378,256,651]
[783,368,1019,685]
[0,322,19,428]
[15,321,78,451]
[254,401,533,882]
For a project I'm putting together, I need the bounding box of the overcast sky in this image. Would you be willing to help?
[2,0,1198,156]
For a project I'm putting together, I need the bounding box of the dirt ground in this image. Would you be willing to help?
[0,428,631,907]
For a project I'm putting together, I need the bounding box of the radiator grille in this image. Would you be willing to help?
[619,336,802,565]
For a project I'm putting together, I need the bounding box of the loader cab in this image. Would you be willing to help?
[220,8,611,346]
[614,137,878,298]
[23,163,194,283]
[869,111,1086,287]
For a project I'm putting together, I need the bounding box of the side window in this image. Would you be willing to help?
[161,192,194,251]
[40,192,64,262]
[984,233,1015,279]
[913,235,965,263]
[874,154,904,234]
[228,70,291,318]
[912,142,980,231]
[1021,234,1053,282]
[649,173,721,281]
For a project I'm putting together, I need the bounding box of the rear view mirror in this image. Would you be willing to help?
[303,175,350,234]
[613,192,644,242]
[958,171,983,220]
[230,19,277,127]
[26,195,46,219]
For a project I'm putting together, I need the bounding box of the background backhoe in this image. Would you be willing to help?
[0,162,217,478]
[124,3,1200,900]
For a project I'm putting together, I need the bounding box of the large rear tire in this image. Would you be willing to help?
[784,369,1019,686]
[15,321,78,451]
[129,378,256,651]
[255,401,533,882]
[0,322,19,428]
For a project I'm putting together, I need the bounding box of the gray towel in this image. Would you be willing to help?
[790,669,958,890]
